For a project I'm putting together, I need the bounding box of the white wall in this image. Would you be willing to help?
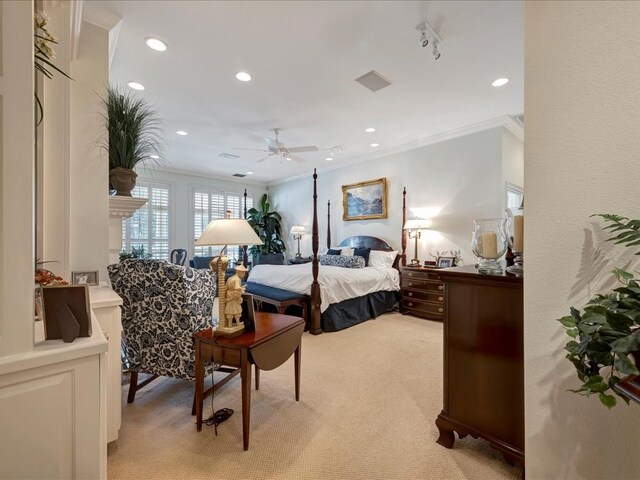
[69,21,110,283]
[502,129,524,192]
[269,126,519,264]
[136,168,267,257]
[525,2,640,479]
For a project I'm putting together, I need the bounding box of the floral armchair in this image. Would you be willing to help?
[108,259,216,403]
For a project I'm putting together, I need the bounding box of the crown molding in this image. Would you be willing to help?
[268,115,524,187]
[144,166,269,188]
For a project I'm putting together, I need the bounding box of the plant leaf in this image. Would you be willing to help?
[599,393,617,409]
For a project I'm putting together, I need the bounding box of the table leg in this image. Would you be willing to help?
[294,342,301,401]
[241,349,251,451]
[195,338,204,432]
[255,365,260,390]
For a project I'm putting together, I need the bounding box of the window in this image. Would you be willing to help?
[122,183,171,260]
[191,189,254,262]
[506,182,524,209]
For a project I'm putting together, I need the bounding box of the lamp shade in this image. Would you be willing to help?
[194,218,263,246]
[290,225,306,235]
[403,219,432,230]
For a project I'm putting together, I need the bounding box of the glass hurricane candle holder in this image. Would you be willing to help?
[471,218,508,275]
[506,207,524,276]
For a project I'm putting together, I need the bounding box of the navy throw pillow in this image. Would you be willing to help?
[353,247,371,266]
[327,249,342,255]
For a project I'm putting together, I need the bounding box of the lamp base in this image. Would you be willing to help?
[295,252,302,259]
[215,324,245,338]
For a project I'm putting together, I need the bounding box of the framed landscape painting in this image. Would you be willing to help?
[342,177,388,221]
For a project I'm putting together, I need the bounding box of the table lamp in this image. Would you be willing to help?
[290,225,306,259]
[194,218,263,337]
[403,219,431,266]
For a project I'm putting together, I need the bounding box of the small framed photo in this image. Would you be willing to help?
[241,293,256,333]
[40,285,92,342]
[437,257,455,268]
[71,270,99,286]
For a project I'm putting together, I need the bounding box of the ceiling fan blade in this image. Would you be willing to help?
[286,146,319,153]
[257,153,275,163]
[232,147,270,152]
[287,154,306,163]
[265,137,280,153]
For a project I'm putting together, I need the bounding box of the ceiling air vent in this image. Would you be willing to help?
[355,70,392,92]
[219,152,240,160]
[232,173,246,178]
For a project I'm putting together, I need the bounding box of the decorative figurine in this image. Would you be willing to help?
[224,265,247,327]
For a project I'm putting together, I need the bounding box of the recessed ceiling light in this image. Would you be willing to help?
[370,143,380,148]
[235,72,252,82]
[246,171,254,175]
[325,157,333,161]
[127,81,145,91]
[365,128,376,133]
[491,77,509,87]
[176,130,188,136]
[145,37,167,52]
[150,154,159,159]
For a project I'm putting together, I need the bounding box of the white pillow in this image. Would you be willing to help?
[331,246,354,256]
[368,250,398,268]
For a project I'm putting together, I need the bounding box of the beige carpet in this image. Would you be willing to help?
[107,313,522,480]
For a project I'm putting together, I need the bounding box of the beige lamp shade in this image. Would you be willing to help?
[403,219,432,231]
[290,225,306,235]
[194,218,263,246]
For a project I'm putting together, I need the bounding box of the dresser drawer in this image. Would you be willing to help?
[401,298,445,316]
[402,278,445,292]
[403,288,444,303]
[402,268,440,281]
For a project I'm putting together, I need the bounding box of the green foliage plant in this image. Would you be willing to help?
[246,194,285,255]
[102,85,165,171]
[119,245,151,261]
[558,214,640,409]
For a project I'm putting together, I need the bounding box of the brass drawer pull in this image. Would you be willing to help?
[408,292,413,297]
[438,285,443,290]
[438,308,444,313]
[408,282,413,286]
[408,302,413,307]
[438,296,443,302]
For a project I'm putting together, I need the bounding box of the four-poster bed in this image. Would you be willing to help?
[247,170,408,334]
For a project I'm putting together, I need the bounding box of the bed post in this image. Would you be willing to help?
[310,169,322,335]
[243,189,249,267]
[327,200,331,250]
[401,187,407,267]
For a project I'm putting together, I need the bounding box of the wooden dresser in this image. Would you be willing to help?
[435,265,524,467]
[400,265,445,321]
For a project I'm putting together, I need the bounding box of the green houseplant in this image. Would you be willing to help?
[558,214,640,409]
[102,85,164,196]
[247,194,285,264]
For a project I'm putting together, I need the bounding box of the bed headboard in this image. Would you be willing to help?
[337,236,394,251]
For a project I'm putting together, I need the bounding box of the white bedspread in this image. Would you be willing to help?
[247,263,400,312]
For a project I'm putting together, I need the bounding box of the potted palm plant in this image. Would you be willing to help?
[558,214,640,409]
[102,85,164,196]
[247,194,286,265]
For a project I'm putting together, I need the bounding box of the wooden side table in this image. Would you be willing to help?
[400,265,445,321]
[435,265,524,467]
[193,313,305,450]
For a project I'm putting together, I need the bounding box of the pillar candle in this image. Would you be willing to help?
[513,215,524,252]
[481,232,498,258]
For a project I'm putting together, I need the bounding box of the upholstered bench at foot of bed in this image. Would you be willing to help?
[245,282,309,326]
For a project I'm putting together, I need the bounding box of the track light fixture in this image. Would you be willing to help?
[416,20,443,61]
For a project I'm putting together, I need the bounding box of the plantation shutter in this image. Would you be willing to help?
[122,183,171,260]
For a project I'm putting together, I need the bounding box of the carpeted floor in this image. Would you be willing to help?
[107,313,523,480]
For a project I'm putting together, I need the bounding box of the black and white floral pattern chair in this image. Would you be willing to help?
[108,259,217,404]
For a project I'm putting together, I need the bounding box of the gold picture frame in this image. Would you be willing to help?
[342,177,388,221]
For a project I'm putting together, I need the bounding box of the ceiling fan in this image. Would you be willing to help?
[234,129,319,163]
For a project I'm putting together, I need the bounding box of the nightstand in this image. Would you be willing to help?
[400,265,445,321]
[288,257,312,265]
